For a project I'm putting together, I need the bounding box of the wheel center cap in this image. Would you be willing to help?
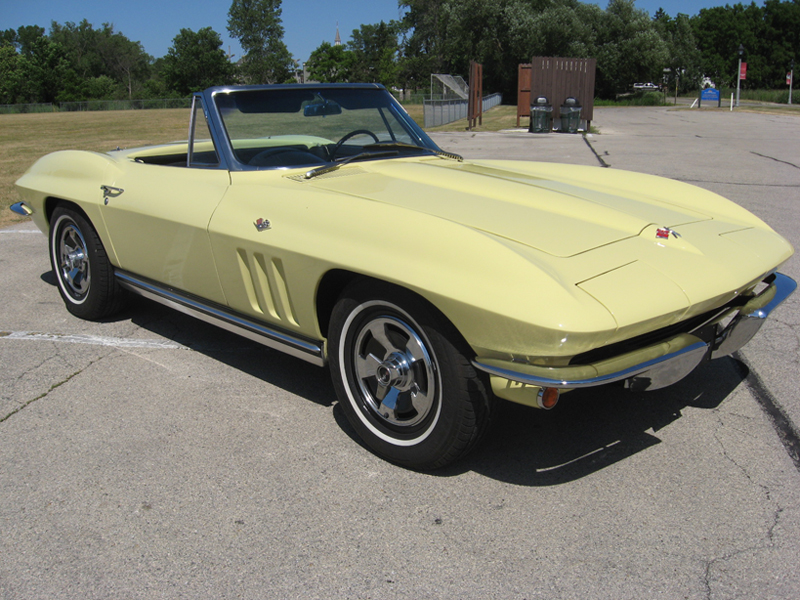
[66,249,85,270]
[376,352,411,389]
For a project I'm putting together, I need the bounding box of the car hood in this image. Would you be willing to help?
[298,158,717,257]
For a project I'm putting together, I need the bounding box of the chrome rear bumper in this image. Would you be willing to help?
[473,272,796,392]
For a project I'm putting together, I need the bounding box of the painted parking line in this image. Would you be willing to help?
[0,330,188,350]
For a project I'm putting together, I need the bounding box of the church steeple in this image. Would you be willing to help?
[334,22,341,46]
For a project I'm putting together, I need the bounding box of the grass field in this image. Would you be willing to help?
[1,109,192,227]
[5,101,794,227]
[0,104,526,228]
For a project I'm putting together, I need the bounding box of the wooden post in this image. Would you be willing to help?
[468,61,483,130]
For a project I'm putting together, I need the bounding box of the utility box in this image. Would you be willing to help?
[529,96,553,133]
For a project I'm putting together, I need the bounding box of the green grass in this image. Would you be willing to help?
[595,91,667,106]
[424,105,524,132]
[1,104,501,227]
[1,109,191,227]
[723,88,798,104]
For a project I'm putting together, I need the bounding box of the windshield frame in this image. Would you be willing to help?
[199,83,442,172]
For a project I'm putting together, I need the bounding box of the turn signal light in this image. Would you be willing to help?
[537,387,560,410]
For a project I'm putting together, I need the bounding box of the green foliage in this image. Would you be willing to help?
[15,36,70,103]
[347,21,400,86]
[3,0,797,108]
[161,27,235,95]
[227,0,294,84]
[307,42,352,83]
[593,0,669,99]
[653,12,702,94]
[594,91,666,106]
[693,0,800,89]
[0,44,21,104]
[308,21,401,87]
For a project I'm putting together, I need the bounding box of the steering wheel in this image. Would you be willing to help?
[332,129,380,157]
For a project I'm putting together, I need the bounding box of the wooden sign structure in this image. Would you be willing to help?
[468,61,483,130]
[517,57,596,130]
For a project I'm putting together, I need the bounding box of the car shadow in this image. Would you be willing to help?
[40,271,57,286]
[124,298,337,408]
[71,286,747,485]
[440,357,746,485]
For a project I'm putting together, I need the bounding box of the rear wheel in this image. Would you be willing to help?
[49,205,126,320]
[329,281,492,469]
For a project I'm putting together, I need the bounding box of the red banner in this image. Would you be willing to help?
[740,62,747,80]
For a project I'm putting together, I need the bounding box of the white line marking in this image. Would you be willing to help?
[0,230,41,234]
[0,331,188,350]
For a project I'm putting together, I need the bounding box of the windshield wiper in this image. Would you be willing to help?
[304,150,399,179]
[363,142,463,162]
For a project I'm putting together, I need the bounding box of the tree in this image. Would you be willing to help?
[227,0,294,84]
[97,27,151,99]
[13,25,47,56]
[161,27,235,95]
[692,3,764,88]
[0,44,22,103]
[593,0,669,98]
[49,20,106,79]
[654,12,702,94]
[307,41,352,83]
[347,21,400,86]
[399,0,601,98]
[15,36,69,103]
[399,0,449,84]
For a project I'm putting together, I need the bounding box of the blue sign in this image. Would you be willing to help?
[701,88,720,102]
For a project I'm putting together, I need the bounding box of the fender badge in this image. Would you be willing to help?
[656,227,680,240]
[254,218,271,232]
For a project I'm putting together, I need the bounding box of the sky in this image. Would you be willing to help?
[1,0,744,65]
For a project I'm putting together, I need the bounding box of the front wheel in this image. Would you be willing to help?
[329,281,492,469]
[49,205,126,320]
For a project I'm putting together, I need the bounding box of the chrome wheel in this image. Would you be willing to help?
[329,280,493,470]
[352,311,438,431]
[49,206,126,320]
[55,221,91,302]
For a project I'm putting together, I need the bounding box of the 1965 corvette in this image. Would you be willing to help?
[12,84,796,469]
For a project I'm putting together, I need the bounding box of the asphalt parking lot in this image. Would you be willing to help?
[1,106,799,599]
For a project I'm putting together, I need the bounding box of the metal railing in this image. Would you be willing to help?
[423,93,502,128]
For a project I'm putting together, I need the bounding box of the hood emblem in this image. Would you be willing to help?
[656,227,680,240]
[254,218,271,232]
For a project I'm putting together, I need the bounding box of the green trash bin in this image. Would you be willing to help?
[529,96,553,133]
[558,97,582,133]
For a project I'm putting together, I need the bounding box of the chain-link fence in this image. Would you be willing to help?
[424,93,502,128]
[0,98,192,115]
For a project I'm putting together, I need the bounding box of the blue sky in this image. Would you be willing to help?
[1,0,741,64]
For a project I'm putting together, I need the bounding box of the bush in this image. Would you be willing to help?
[594,91,666,106]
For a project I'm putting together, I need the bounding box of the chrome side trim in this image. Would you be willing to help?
[10,202,34,216]
[115,271,326,367]
[473,341,709,390]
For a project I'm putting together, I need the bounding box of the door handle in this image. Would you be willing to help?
[101,185,125,204]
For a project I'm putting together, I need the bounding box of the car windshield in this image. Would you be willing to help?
[212,87,438,170]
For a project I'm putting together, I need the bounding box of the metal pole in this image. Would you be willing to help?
[736,57,741,108]
[736,44,744,108]
[790,61,794,106]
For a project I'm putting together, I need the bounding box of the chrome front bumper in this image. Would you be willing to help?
[473,272,796,392]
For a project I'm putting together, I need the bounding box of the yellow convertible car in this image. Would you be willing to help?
[12,84,796,469]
